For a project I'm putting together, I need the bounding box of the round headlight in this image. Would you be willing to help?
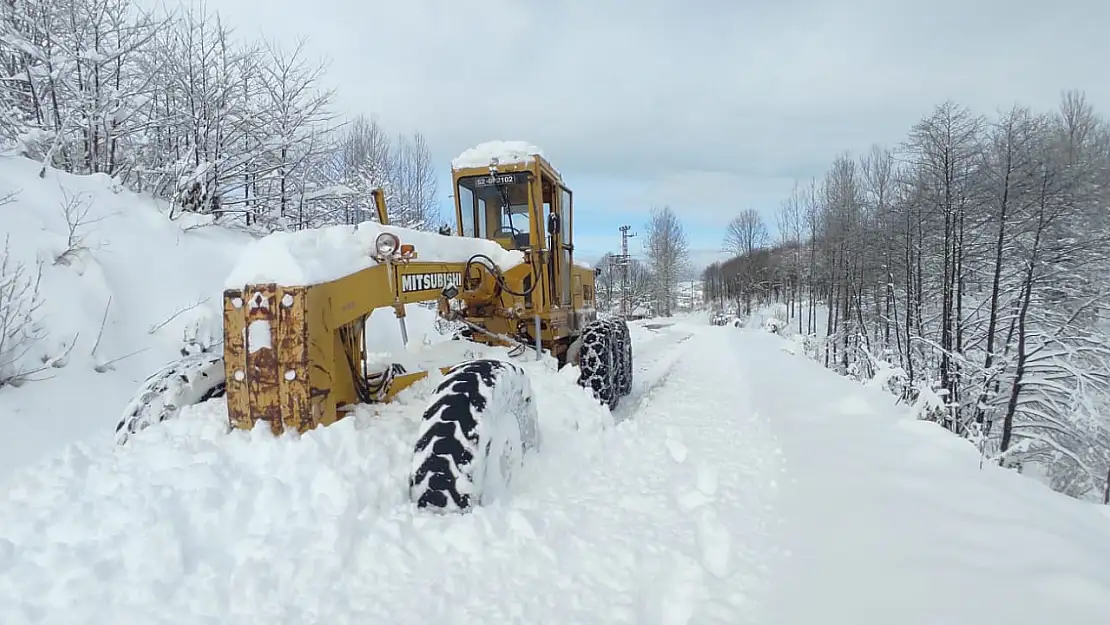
[375,232,400,255]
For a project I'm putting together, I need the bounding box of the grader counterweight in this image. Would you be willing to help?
[116,141,633,511]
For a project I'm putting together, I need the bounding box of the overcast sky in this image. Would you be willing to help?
[199,0,1109,271]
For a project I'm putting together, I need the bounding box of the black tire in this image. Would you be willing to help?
[614,319,633,396]
[409,359,539,511]
[115,350,226,445]
[577,319,619,410]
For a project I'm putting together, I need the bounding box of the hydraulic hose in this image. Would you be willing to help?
[464,253,537,298]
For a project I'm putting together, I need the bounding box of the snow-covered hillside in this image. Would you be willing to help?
[0,156,254,474]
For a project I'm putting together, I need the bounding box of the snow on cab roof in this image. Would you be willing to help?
[224,220,524,288]
[451,140,545,170]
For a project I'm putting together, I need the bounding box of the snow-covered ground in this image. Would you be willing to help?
[745,329,1110,624]
[3,159,1110,624]
[3,315,1110,624]
[0,156,252,475]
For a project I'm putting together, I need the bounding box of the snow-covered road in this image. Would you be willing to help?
[737,330,1110,625]
[0,318,781,624]
[2,318,1110,625]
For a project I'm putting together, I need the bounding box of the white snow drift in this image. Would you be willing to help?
[0,155,251,474]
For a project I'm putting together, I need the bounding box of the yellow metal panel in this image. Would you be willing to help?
[274,285,311,433]
[242,284,282,435]
[321,265,393,328]
[223,288,249,430]
[305,285,339,428]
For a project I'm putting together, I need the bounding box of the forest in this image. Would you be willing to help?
[704,93,1110,502]
[0,0,442,232]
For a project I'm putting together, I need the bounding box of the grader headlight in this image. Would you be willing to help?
[375,232,400,256]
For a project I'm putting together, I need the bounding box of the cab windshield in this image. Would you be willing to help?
[456,172,532,249]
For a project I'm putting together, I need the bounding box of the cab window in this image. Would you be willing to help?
[457,173,532,249]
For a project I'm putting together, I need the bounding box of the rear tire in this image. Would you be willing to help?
[409,359,539,512]
[613,319,633,396]
[115,350,226,445]
[577,319,619,409]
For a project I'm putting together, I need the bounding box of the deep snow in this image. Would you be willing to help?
[4,321,769,624]
[0,156,252,475]
[3,158,1110,625]
[4,316,1110,624]
[747,329,1110,625]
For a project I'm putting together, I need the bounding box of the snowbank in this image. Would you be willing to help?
[450,140,545,170]
[0,338,617,624]
[224,220,524,288]
[738,329,1110,625]
[0,156,254,476]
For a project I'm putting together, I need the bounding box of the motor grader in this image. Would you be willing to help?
[116,142,633,511]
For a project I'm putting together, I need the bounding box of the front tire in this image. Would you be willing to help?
[409,359,539,512]
[115,350,226,445]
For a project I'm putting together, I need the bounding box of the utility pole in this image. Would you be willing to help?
[617,225,636,318]
[605,254,616,310]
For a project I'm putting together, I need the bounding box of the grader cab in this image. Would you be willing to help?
[116,141,633,511]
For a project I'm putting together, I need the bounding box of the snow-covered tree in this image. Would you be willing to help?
[716,90,1110,502]
[0,0,443,232]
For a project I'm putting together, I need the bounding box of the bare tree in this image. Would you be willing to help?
[389,131,439,230]
[0,235,46,387]
[723,208,767,258]
[750,91,1110,503]
[644,206,688,317]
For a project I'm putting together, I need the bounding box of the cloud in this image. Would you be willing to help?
[189,0,1107,243]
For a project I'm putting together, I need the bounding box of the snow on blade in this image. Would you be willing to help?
[223,220,524,288]
[450,140,544,170]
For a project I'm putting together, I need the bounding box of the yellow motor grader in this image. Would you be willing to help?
[116,142,633,511]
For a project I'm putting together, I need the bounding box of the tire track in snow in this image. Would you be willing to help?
[632,326,785,624]
[516,325,784,624]
[613,323,693,423]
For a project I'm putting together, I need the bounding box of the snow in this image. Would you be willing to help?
[246,319,271,353]
[224,220,524,288]
[8,312,1108,624]
[0,155,253,475]
[746,329,1110,625]
[3,155,1110,623]
[450,140,544,170]
[0,319,780,624]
